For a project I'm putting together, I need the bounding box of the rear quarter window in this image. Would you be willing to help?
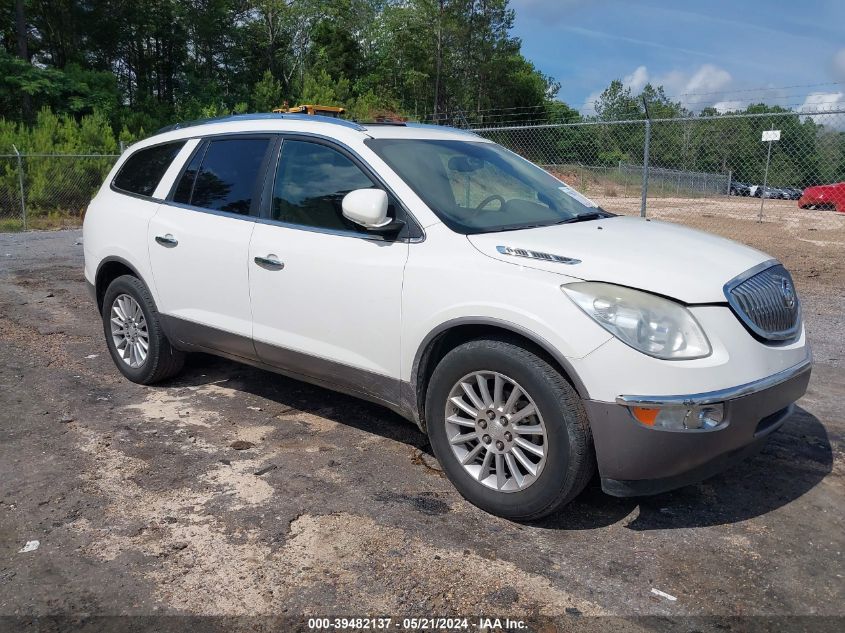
[112,141,186,197]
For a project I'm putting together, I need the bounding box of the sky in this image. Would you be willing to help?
[510,0,845,116]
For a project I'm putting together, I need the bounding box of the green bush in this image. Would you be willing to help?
[0,108,120,224]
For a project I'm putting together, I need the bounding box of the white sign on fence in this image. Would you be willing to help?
[762,130,781,142]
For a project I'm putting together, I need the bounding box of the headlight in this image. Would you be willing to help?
[561,282,711,360]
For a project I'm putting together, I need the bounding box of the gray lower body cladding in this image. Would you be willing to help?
[158,314,413,422]
[584,364,812,497]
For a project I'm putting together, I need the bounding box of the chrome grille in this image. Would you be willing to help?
[725,263,801,341]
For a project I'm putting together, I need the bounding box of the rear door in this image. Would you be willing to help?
[147,135,275,357]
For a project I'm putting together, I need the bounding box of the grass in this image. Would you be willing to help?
[0,211,83,233]
[0,217,23,232]
[545,163,732,200]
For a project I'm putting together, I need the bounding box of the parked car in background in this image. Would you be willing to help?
[82,113,812,520]
[782,187,803,201]
[729,181,751,196]
[799,183,845,212]
[754,186,784,199]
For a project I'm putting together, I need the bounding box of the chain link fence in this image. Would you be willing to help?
[473,110,845,249]
[2,110,844,251]
[0,153,119,231]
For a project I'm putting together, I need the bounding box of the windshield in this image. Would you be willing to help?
[365,138,606,234]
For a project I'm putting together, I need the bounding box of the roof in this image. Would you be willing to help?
[156,113,365,134]
[362,122,482,141]
[147,113,486,147]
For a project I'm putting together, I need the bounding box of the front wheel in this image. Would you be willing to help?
[425,338,595,520]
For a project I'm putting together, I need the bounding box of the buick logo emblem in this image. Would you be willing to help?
[780,278,796,309]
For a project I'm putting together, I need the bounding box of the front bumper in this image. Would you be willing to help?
[799,194,824,207]
[799,193,844,211]
[583,358,812,497]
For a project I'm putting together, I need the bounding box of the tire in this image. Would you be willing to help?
[425,337,595,520]
[101,274,185,384]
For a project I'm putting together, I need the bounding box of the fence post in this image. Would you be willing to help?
[640,118,651,217]
[758,123,776,223]
[12,144,26,231]
[726,170,732,196]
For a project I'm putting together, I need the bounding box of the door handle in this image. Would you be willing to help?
[254,255,284,270]
[155,234,178,247]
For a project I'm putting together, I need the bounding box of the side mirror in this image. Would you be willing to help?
[342,188,405,237]
[342,188,390,228]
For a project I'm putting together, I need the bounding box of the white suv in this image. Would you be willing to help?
[83,114,811,519]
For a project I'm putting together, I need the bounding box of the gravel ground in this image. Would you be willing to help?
[0,228,842,633]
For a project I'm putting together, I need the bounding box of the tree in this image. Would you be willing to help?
[300,68,349,106]
[252,70,284,112]
[1,0,558,134]
[594,80,641,121]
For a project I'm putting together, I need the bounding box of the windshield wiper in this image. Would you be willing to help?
[494,222,555,232]
[558,211,606,224]
[479,210,611,234]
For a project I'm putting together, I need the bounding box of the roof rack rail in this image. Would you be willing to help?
[361,120,407,127]
[155,112,366,135]
[404,122,479,137]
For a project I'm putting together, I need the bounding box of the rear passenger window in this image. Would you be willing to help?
[178,138,270,215]
[113,141,185,197]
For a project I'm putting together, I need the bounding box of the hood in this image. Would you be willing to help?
[467,216,772,304]
[805,183,844,194]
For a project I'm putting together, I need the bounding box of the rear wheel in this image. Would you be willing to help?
[101,275,185,384]
[425,338,594,520]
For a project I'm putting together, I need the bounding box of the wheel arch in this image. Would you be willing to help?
[408,317,589,432]
[94,256,149,313]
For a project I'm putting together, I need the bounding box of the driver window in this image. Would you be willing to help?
[442,154,543,210]
[272,140,379,232]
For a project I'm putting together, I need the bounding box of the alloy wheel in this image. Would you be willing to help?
[110,293,149,368]
[444,371,548,492]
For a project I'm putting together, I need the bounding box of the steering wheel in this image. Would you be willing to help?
[475,194,505,211]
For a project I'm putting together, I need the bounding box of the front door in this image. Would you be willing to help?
[248,138,409,403]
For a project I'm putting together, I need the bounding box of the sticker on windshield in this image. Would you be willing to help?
[559,184,598,208]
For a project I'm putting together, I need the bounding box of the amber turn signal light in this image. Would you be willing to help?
[631,407,660,426]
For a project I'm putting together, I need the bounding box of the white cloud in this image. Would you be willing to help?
[712,100,745,113]
[682,64,732,96]
[582,63,734,114]
[581,90,603,116]
[799,92,845,129]
[833,49,845,82]
[800,91,845,112]
[623,66,649,93]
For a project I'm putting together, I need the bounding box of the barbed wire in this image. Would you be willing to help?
[418,81,845,121]
[466,106,845,130]
[431,106,845,130]
[671,80,845,98]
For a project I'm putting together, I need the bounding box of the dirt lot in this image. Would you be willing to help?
[0,226,843,632]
